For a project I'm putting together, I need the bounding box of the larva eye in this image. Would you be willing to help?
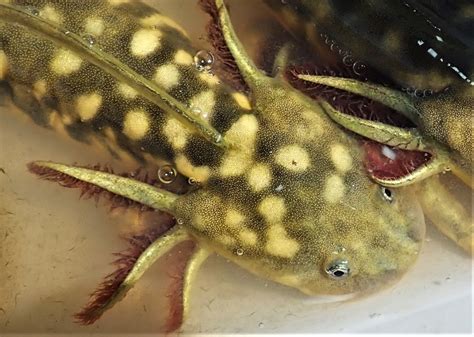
[325,260,351,280]
[380,186,394,202]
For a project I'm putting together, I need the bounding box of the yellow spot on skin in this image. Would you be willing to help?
[189,90,216,120]
[239,229,257,246]
[40,5,62,24]
[217,234,236,246]
[84,17,105,36]
[324,174,345,204]
[76,93,102,121]
[247,163,271,192]
[108,0,130,5]
[330,143,353,173]
[153,63,180,90]
[224,114,259,150]
[175,154,210,182]
[219,151,251,177]
[232,92,251,110]
[199,72,220,86]
[123,109,150,140]
[140,13,189,37]
[0,51,8,79]
[130,29,162,57]
[193,214,207,230]
[266,224,300,258]
[225,209,245,229]
[51,49,82,75]
[220,114,259,176]
[258,196,286,223]
[117,82,138,99]
[163,118,190,150]
[174,50,193,65]
[275,144,310,172]
[33,80,47,100]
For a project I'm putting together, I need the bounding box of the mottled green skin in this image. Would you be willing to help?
[0,0,425,298]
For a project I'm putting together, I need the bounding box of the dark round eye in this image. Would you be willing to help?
[380,186,393,202]
[325,260,351,279]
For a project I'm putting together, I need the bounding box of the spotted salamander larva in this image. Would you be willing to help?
[0,0,426,331]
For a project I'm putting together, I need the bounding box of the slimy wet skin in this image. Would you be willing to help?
[265,0,473,188]
[0,0,425,331]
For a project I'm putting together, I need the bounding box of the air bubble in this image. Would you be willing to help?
[191,106,202,115]
[188,177,199,186]
[403,87,415,96]
[25,6,39,16]
[423,89,433,97]
[177,218,184,225]
[342,55,354,66]
[194,50,214,72]
[352,61,367,75]
[82,34,96,48]
[235,248,244,256]
[190,106,209,120]
[200,110,209,119]
[414,89,424,98]
[214,134,223,144]
[158,165,177,184]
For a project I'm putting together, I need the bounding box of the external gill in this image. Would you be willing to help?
[213,0,268,90]
[0,3,224,146]
[296,75,421,122]
[28,161,210,332]
[297,75,472,188]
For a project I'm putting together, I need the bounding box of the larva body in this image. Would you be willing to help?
[0,0,428,330]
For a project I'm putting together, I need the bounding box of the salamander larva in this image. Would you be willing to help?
[0,0,426,331]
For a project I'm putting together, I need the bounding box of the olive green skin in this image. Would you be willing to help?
[0,0,426,302]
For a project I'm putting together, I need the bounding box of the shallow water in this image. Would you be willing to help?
[0,0,472,334]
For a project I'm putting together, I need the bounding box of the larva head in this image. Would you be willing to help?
[175,84,425,297]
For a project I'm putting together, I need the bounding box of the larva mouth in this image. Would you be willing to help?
[362,141,432,182]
